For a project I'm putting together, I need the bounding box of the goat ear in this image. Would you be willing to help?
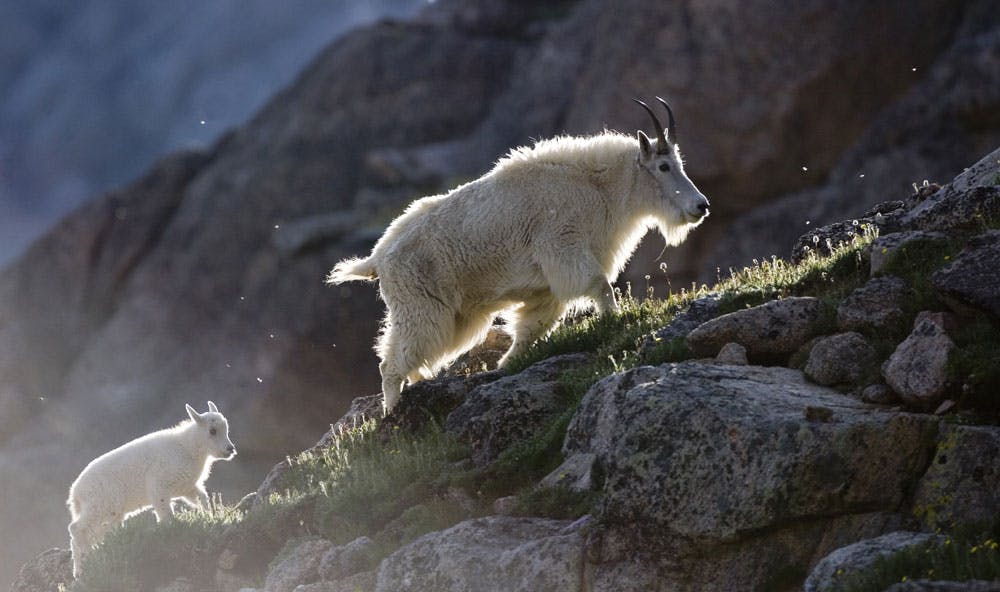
[186,404,202,423]
[207,401,219,413]
[637,130,654,161]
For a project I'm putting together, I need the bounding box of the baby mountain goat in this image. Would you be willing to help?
[67,401,236,578]
[329,98,710,412]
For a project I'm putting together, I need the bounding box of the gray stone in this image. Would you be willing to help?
[686,297,829,359]
[448,325,513,377]
[900,146,1000,234]
[445,353,590,465]
[265,539,334,592]
[933,230,1000,318]
[715,342,749,366]
[375,516,584,592]
[803,531,942,592]
[882,318,956,406]
[565,363,938,542]
[156,578,196,592]
[319,536,377,582]
[870,231,950,275]
[539,452,598,492]
[804,332,878,387]
[861,383,899,405]
[642,294,722,351]
[9,548,72,592]
[914,424,1000,531]
[883,581,1000,592]
[295,571,376,592]
[838,276,910,333]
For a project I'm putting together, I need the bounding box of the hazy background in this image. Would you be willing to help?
[2,0,998,586]
[0,0,422,268]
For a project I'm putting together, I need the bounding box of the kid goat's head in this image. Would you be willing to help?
[633,97,710,231]
[186,401,237,460]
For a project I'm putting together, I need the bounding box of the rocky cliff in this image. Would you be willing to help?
[15,144,1000,592]
[3,0,1000,586]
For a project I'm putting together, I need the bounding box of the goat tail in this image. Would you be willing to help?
[327,256,378,284]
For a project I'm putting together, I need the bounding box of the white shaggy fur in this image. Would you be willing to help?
[329,126,709,412]
[67,402,236,578]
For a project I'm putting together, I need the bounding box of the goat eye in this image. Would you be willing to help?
[209,428,217,436]
[658,163,671,172]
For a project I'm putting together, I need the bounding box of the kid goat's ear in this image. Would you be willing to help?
[186,404,202,423]
[207,401,219,413]
[637,130,654,161]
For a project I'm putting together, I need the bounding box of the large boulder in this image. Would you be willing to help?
[686,297,830,359]
[565,363,939,543]
[803,531,942,592]
[375,516,584,592]
[9,548,72,592]
[882,318,957,406]
[445,353,590,465]
[932,230,1000,318]
[913,424,1000,531]
[837,276,911,333]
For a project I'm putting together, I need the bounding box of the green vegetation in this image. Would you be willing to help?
[74,505,242,591]
[842,530,1000,592]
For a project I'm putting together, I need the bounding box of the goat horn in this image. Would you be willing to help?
[655,96,676,144]
[632,98,669,153]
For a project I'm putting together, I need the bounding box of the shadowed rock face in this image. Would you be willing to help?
[0,0,996,581]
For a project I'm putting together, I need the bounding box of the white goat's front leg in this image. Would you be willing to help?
[150,491,175,523]
[186,484,211,512]
[499,296,565,367]
[540,248,619,314]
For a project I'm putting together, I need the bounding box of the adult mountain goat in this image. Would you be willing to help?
[67,402,236,578]
[329,98,710,412]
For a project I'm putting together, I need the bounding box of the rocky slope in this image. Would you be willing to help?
[3,0,1000,584]
[16,147,1000,592]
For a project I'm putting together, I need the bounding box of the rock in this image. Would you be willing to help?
[803,531,942,592]
[445,353,590,465]
[156,578,195,592]
[375,516,584,592]
[642,294,722,351]
[913,424,1000,531]
[870,231,950,275]
[900,146,1000,234]
[448,325,513,377]
[264,539,334,592]
[715,342,749,365]
[861,383,899,405]
[882,318,957,406]
[883,581,1000,592]
[271,213,364,255]
[565,363,939,543]
[837,276,911,333]
[804,332,878,387]
[492,495,520,516]
[319,536,377,582]
[716,31,1000,273]
[380,370,505,437]
[539,452,598,492]
[914,310,961,333]
[295,571,377,592]
[9,548,72,592]
[686,297,829,359]
[933,230,1000,318]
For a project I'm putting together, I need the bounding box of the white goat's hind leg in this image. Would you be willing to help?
[378,300,454,413]
[499,297,564,367]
